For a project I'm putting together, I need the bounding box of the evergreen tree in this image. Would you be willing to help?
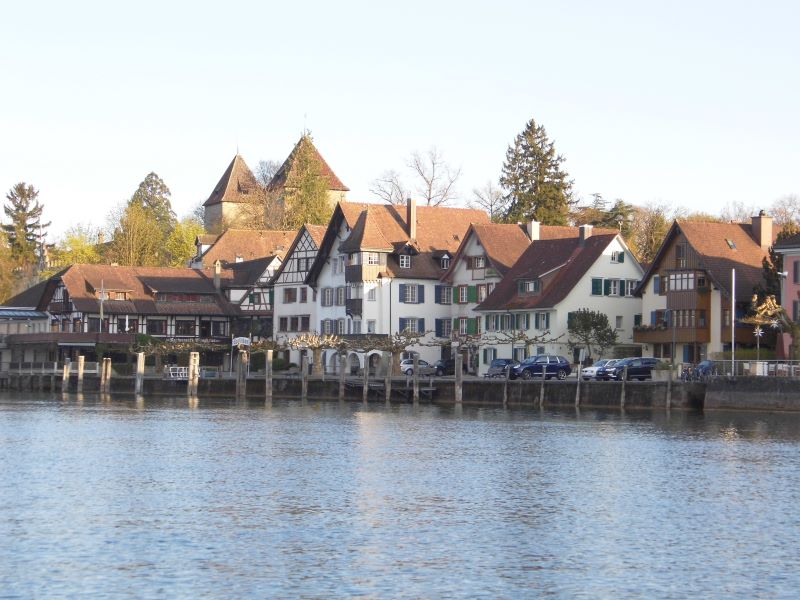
[567,309,618,360]
[3,182,49,270]
[129,172,176,234]
[0,231,15,302]
[282,136,334,229]
[499,119,574,225]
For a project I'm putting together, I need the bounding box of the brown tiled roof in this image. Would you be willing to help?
[226,256,278,287]
[269,224,327,283]
[197,234,219,245]
[197,228,296,267]
[477,230,619,311]
[676,221,775,298]
[773,232,800,249]
[308,201,490,283]
[3,277,59,310]
[305,224,327,246]
[442,223,531,282]
[46,264,237,316]
[203,155,259,207]
[269,136,349,192]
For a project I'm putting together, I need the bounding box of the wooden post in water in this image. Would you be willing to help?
[99,357,107,392]
[666,364,673,410]
[454,354,463,405]
[539,365,546,407]
[77,355,85,393]
[301,355,309,402]
[237,351,249,399]
[412,354,419,405]
[620,365,628,408]
[362,357,369,404]
[338,353,346,402]
[265,349,273,405]
[105,358,113,393]
[384,354,393,404]
[188,352,199,396]
[135,352,145,395]
[62,360,70,392]
[49,361,56,392]
[575,370,581,407]
[503,362,510,408]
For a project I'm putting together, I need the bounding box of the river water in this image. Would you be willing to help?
[1,393,799,598]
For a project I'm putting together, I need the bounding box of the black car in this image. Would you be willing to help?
[512,355,572,380]
[607,357,658,381]
[485,358,519,378]
[434,358,464,376]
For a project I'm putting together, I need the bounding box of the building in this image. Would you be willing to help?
[476,225,643,372]
[190,228,295,268]
[0,307,51,366]
[224,255,283,341]
[306,199,489,373]
[271,224,327,365]
[634,213,776,363]
[202,154,260,233]
[766,228,800,358]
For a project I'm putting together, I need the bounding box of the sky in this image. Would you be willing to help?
[1,0,798,239]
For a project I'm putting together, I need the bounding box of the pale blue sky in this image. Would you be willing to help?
[1,1,798,238]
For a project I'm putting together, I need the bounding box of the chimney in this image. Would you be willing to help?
[526,220,540,241]
[406,197,417,239]
[579,224,593,246]
[751,210,773,251]
[213,260,221,291]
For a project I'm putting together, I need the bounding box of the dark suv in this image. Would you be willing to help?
[512,355,572,380]
[435,358,459,376]
[485,358,518,378]
[607,357,658,381]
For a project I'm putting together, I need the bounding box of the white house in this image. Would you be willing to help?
[475,225,644,373]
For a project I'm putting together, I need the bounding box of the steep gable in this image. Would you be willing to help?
[197,229,296,267]
[203,155,259,207]
[269,136,349,192]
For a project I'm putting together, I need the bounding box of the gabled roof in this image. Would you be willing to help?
[635,220,776,299]
[477,229,620,311]
[203,155,259,207]
[3,277,59,310]
[269,136,349,192]
[773,232,800,250]
[307,201,490,283]
[225,255,279,287]
[269,223,327,284]
[197,228,296,267]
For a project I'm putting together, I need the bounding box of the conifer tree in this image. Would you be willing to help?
[129,172,176,235]
[281,136,333,229]
[499,119,573,225]
[2,182,49,270]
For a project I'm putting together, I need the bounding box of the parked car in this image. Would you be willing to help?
[400,358,436,376]
[485,358,519,378]
[607,357,658,381]
[512,355,572,380]
[581,359,617,381]
[434,358,469,376]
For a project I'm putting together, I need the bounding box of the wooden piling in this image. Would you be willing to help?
[301,355,308,402]
[503,362,510,408]
[338,353,346,402]
[384,354,393,404]
[412,354,419,405]
[666,364,673,410]
[362,357,369,404]
[62,361,70,392]
[575,370,581,407]
[103,358,112,393]
[99,358,107,392]
[265,349,273,405]
[77,355,85,393]
[455,354,463,405]
[620,365,628,408]
[188,352,199,396]
[135,352,145,396]
[539,365,546,407]
[236,351,248,399]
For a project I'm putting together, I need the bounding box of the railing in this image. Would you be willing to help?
[680,360,800,379]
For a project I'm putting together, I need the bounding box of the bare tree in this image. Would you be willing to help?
[628,202,674,264]
[720,200,757,223]
[469,180,508,221]
[255,160,281,188]
[370,147,461,206]
[770,194,800,228]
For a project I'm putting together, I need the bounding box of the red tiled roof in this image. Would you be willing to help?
[203,155,259,207]
[477,230,618,311]
[269,136,349,192]
[197,229,296,267]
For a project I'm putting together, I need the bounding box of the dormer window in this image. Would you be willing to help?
[473,256,486,269]
[399,254,411,269]
[440,255,450,270]
[518,279,541,294]
[611,250,625,263]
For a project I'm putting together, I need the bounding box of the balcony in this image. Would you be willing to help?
[633,326,710,344]
[346,298,362,316]
[345,264,383,283]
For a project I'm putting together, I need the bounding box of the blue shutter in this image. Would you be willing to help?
[417,285,425,304]
[399,318,407,331]
[418,318,425,333]
[435,319,443,337]
[399,284,407,303]
[650,311,656,326]
[664,311,671,326]
[320,319,325,333]
[434,285,442,304]
[653,276,661,295]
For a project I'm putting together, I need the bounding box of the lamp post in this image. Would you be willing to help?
[754,326,763,365]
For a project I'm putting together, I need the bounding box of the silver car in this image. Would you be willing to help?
[400,359,436,376]
[581,359,618,380]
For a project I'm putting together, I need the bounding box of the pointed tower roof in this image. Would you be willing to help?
[269,136,349,192]
[203,155,259,207]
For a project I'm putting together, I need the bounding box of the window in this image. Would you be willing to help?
[653,275,661,295]
[607,279,620,296]
[211,321,226,336]
[501,314,512,331]
[794,260,800,284]
[321,319,333,334]
[438,318,452,338]
[518,279,540,294]
[591,278,603,296]
[367,320,376,333]
[399,254,411,268]
[279,317,288,332]
[367,252,380,265]
[634,314,642,327]
[88,317,101,333]
[322,288,334,306]
[352,320,361,334]
[697,275,706,289]
[611,250,625,263]
[336,286,346,306]
[441,256,450,270]
[147,319,166,335]
[440,286,452,305]
[668,272,695,291]
[458,286,468,303]
[615,316,623,329]
[534,312,550,330]
[459,317,468,335]
[337,319,346,334]
[473,256,486,269]
[367,287,377,301]
[625,280,637,297]
[283,288,297,303]
[289,316,299,332]
[513,347,527,362]
[483,347,497,365]
[676,243,687,267]
[405,284,419,303]
[477,284,487,302]
[300,287,308,303]
[725,239,736,249]
[175,320,195,336]
[723,309,731,326]
[300,316,310,331]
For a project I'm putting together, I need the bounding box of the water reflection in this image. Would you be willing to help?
[1,393,799,598]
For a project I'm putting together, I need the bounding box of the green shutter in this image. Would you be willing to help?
[592,278,602,295]
[467,285,478,303]
[618,251,625,263]
[603,279,611,296]
[452,287,458,303]
[467,318,478,335]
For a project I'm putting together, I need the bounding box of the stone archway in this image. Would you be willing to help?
[348,352,361,375]
[368,352,381,376]
[328,352,340,375]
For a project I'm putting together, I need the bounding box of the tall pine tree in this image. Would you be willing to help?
[499,119,573,225]
[2,182,49,271]
[281,135,334,229]
[129,172,176,235]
